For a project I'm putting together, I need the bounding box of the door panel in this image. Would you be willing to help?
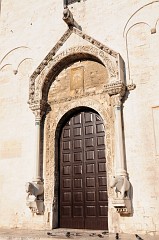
[60,110,108,230]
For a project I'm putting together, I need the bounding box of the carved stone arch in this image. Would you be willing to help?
[28,44,125,115]
[53,102,113,177]
[42,49,106,101]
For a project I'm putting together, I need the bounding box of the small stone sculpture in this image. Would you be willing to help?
[63,7,81,29]
[110,176,130,199]
[25,182,44,200]
[25,181,44,214]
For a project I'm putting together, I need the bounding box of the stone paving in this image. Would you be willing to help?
[0,228,158,240]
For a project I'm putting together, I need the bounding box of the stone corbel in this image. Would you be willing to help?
[107,85,132,214]
[26,100,49,214]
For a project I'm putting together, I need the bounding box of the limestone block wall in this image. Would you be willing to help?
[0,0,159,234]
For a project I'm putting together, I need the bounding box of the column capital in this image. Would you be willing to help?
[29,99,49,121]
[105,81,126,97]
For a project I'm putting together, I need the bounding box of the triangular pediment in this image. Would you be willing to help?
[30,27,119,82]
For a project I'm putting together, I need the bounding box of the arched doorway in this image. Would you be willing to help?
[59,109,108,230]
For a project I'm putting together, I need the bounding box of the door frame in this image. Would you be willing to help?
[43,102,114,230]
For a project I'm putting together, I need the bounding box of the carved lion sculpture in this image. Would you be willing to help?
[25,182,44,200]
[110,176,130,199]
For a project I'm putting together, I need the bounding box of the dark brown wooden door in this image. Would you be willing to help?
[60,110,108,230]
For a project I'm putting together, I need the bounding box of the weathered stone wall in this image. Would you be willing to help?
[0,0,159,235]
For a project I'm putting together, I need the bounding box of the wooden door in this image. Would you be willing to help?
[59,110,108,230]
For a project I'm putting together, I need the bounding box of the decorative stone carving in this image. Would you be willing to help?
[73,28,118,58]
[109,93,132,214]
[25,182,44,214]
[113,199,132,214]
[127,83,136,91]
[29,99,49,121]
[110,176,130,199]
[27,26,131,222]
[25,100,49,215]
[28,26,125,110]
[29,45,120,110]
[110,176,132,214]
[111,94,122,108]
[29,29,72,102]
[105,81,126,97]
[44,97,114,227]
[26,182,44,200]
[63,7,81,30]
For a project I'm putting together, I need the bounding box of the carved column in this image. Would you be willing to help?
[34,113,43,183]
[113,94,127,177]
[106,81,127,177]
[26,100,49,214]
[106,82,132,214]
[32,100,49,183]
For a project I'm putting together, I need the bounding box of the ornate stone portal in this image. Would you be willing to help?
[27,26,133,224]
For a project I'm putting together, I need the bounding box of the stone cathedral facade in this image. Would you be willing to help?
[0,0,159,235]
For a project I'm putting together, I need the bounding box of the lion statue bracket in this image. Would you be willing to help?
[25,181,44,215]
[110,175,132,214]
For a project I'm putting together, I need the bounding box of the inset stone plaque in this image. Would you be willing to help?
[70,66,84,91]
